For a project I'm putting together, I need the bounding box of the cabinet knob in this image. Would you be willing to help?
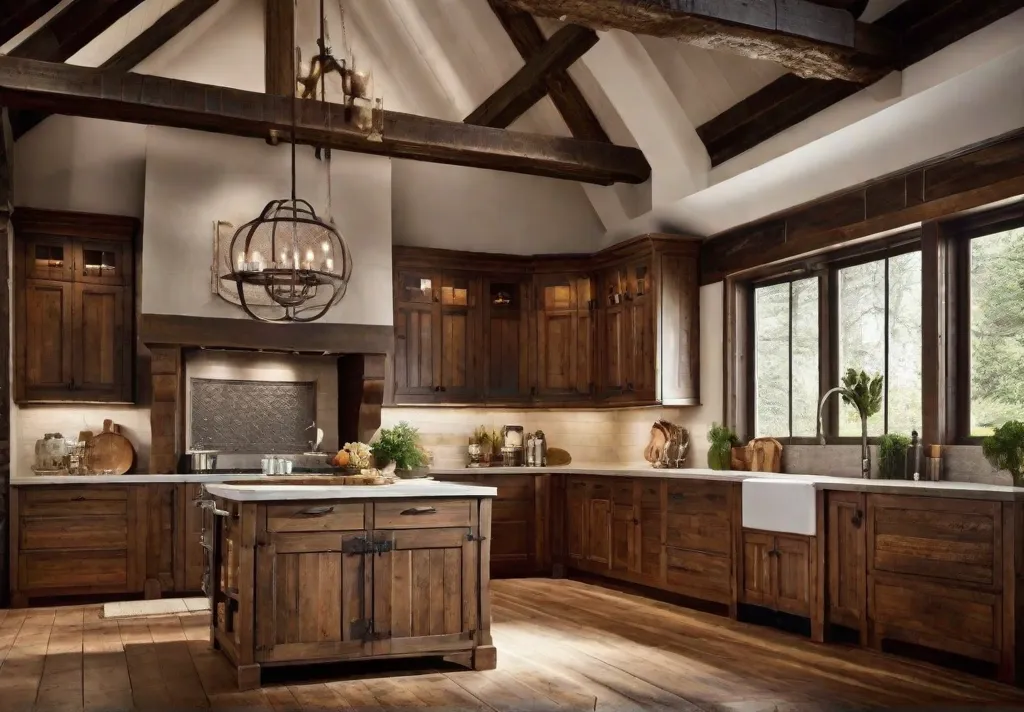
[851,510,864,528]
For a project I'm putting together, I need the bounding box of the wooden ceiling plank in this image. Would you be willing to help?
[14,0,221,140]
[695,0,1024,167]
[8,0,146,62]
[497,0,892,82]
[0,0,62,47]
[465,24,598,129]
[265,0,294,97]
[488,0,610,143]
[0,56,650,185]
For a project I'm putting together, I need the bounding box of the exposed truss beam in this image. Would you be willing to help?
[466,24,598,129]
[488,0,609,143]
[496,0,893,82]
[104,0,219,72]
[696,0,1024,166]
[0,56,650,185]
[265,0,295,97]
[0,0,62,47]
[14,0,220,140]
[8,0,145,62]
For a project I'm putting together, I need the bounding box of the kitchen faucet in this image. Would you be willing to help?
[816,387,871,479]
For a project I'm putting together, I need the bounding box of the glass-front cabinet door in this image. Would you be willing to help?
[74,240,127,285]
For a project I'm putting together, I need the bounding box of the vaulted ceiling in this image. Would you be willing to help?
[1,0,1022,242]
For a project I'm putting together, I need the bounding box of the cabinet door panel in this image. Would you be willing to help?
[74,239,127,285]
[438,272,479,399]
[177,484,206,593]
[774,534,811,616]
[827,492,866,628]
[73,282,127,400]
[666,547,731,602]
[485,280,529,400]
[586,497,611,567]
[638,481,663,581]
[256,532,370,663]
[22,279,74,399]
[24,235,74,282]
[535,274,592,400]
[566,478,587,562]
[373,528,476,656]
[741,531,773,606]
[537,311,575,394]
[603,305,630,396]
[394,305,439,396]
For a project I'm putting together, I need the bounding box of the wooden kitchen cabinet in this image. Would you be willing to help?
[826,491,866,633]
[10,485,146,604]
[13,208,137,404]
[663,480,735,605]
[389,235,699,408]
[432,472,549,578]
[740,530,815,618]
[534,272,594,401]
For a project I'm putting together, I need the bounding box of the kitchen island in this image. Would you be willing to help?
[200,481,498,690]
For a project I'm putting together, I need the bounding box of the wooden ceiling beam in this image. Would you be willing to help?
[0,56,650,185]
[0,0,62,47]
[8,0,146,62]
[700,127,1024,284]
[465,24,598,129]
[265,0,295,97]
[496,0,893,82]
[13,0,220,140]
[696,0,1024,166]
[488,0,609,143]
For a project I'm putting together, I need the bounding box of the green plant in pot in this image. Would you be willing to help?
[707,423,740,471]
[982,420,1024,487]
[878,433,911,480]
[372,422,426,477]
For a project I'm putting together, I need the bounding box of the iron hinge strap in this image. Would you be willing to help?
[466,532,487,542]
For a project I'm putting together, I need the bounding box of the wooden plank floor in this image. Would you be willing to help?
[3,578,1024,711]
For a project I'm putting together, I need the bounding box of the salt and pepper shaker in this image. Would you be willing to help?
[525,433,537,467]
[910,430,922,481]
[533,430,546,467]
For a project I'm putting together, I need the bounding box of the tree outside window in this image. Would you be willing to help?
[754,277,819,438]
[970,226,1024,435]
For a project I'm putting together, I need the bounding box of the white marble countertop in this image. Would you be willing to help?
[11,467,1021,500]
[205,479,497,502]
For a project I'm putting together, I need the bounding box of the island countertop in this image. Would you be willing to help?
[204,479,498,501]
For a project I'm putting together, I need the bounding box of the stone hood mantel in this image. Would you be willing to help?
[139,313,392,473]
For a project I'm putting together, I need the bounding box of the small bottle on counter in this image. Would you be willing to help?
[533,430,547,467]
[910,430,922,481]
[525,433,536,467]
[925,444,942,481]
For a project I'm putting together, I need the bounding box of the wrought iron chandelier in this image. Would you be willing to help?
[221,0,357,323]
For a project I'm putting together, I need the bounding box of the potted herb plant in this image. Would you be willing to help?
[878,433,911,479]
[707,423,740,471]
[372,422,427,478]
[982,420,1024,487]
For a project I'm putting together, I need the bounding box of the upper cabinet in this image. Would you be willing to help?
[14,208,137,404]
[390,235,700,408]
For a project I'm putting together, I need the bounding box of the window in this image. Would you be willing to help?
[968,224,1024,436]
[753,277,819,438]
[837,251,922,436]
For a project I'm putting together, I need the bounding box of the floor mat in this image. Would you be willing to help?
[102,597,210,619]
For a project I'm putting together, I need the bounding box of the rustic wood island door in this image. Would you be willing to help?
[255,529,372,664]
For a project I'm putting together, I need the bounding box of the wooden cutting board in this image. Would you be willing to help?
[87,419,135,475]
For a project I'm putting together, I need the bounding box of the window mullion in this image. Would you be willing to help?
[883,256,890,434]
[788,282,794,439]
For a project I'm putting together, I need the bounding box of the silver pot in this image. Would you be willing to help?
[188,451,219,472]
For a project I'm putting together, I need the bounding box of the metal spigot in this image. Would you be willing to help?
[816,387,871,479]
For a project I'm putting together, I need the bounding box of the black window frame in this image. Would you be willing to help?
[948,203,1024,444]
[745,232,923,445]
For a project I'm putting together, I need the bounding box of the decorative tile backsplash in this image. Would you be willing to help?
[190,378,315,454]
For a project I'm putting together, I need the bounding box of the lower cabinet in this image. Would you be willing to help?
[11,483,208,605]
[740,529,815,617]
[826,491,866,631]
[565,475,739,609]
[433,472,549,578]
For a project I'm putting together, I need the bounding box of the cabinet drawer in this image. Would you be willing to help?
[612,480,635,505]
[20,549,128,591]
[868,495,1000,587]
[374,500,472,529]
[20,515,128,551]
[666,481,731,514]
[266,503,364,532]
[493,498,532,523]
[666,511,731,556]
[870,575,1000,661]
[665,547,730,601]
[22,486,129,517]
